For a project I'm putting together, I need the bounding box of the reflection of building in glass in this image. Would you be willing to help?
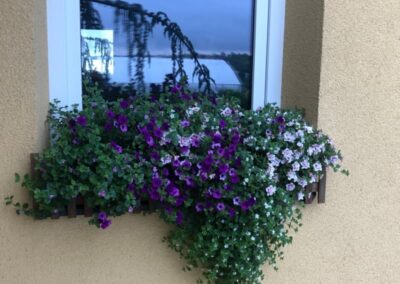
[108,57,241,90]
[81,29,114,74]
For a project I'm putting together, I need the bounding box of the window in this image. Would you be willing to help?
[46,0,286,110]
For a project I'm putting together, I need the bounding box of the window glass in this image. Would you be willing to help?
[80,0,254,107]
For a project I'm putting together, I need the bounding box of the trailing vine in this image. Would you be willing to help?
[81,0,215,94]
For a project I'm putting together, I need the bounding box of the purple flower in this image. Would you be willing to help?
[219,119,227,129]
[98,212,107,221]
[145,135,155,147]
[185,177,195,187]
[230,175,240,184]
[228,208,236,218]
[176,211,183,225]
[240,197,256,211]
[106,109,115,119]
[104,122,113,132]
[195,203,204,212]
[151,177,162,189]
[120,99,130,109]
[68,119,76,129]
[127,182,136,192]
[76,115,87,126]
[98,190,106,198]
[204,155,214,166]
[216,203,226,211]
[275,115,285,125]
[110,141,123,154]
[161,122,170,131]
[153,128,163,138]
[213,131,222,143]
[181,160,192,169]
[212,190,222,199]
[265,185,277,196]
[150,151,160,161]
[117,115,128,125]
[167,185,180,197]
[120,124,128,132]
[190,134,200,147]
[181,120,190,128]
[171,84,181,94]
[100,219,111,229]
[233,197,241,206]
[218,164,229,174]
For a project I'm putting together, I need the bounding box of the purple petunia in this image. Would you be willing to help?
[110,141,123,153]
[120,99,130,109]
[233,196,241,206]
[240,197,256,211]
[195,203,205,212]
[98,190,106,198]
[76,115,87,126]
[218,164,229,174]
[117,115,128,126]
[212,190,222,199]
[219,119,227,129]
[120,124,128,132]
[216,203,226,212]
[106,109,116,119]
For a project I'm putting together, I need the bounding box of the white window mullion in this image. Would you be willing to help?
[47,0,82,109]
[252,0,286,109]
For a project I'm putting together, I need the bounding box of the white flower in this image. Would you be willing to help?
[221,107,232,117]
[292,161,300,171]
[330,155,340,165]
[161,155,172,165]
[286,183,295,191]
[313,162,322,172]
[282,148,294,162]
[287,170,298,182]
[301,159,310,169]
[297,192,305,201]
[283,132,296,143]
[265,185,277,196]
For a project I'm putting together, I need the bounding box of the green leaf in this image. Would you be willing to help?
[14,173,20,183]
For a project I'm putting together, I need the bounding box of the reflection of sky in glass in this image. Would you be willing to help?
[81,29,114,73]
[93,0,254,55]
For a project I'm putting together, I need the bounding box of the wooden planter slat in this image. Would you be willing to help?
[67,198,77,218]
[83,199,93,217]
[318,172,327,204]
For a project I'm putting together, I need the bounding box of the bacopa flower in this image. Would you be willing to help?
[76,115,87,126]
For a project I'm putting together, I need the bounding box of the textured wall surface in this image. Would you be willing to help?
[1,0,400,283]
[281,0,324,126]
[269,0,400,283]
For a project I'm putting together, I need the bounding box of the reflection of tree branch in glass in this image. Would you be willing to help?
[80,0,215,94]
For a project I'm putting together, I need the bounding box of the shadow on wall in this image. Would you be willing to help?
[281,0,324,127]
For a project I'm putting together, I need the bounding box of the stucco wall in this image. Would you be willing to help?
[269,0,400,283]
[1,0,400,283]
[281,0,324,126]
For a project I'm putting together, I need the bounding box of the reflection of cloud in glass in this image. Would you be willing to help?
[81,29,114,74]
[93,0,254,55]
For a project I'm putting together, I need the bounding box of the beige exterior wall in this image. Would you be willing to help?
[0,1,399,283]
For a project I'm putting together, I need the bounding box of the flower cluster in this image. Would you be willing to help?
[8,81,346,283]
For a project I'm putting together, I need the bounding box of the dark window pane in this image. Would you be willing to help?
[80,0,254,107]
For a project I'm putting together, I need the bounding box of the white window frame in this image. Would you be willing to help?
[46,0,286,110]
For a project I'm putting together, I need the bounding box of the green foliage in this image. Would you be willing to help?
[6,79,346,283]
